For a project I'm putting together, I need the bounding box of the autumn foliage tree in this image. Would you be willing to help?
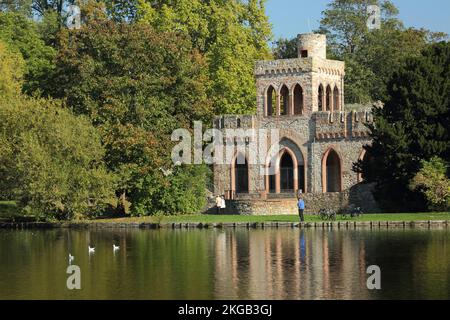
[50,12,213,215]
[0,40,116,220]
[136,0,272,114]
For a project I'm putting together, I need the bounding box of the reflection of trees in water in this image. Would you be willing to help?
[418,233,450,299]
[363,229,450,300]
[1,228,449,299]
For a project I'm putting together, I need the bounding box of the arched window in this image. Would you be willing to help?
[280,85,289,116]
[266,86,276,116]
[318,84,324,111]
[322,149,342,193]
[326,85,332,111]
[293,84,303,115]
[234,155,249,193]
[333,86,340,111]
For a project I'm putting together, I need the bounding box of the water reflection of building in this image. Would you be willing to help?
[214,231,239,298]
[213,229,369,300]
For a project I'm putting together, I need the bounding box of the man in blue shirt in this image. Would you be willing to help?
[298,197,305,222]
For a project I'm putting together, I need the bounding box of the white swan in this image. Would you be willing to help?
[88,246,95,253]
[113,244,120,251]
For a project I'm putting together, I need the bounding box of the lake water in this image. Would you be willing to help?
[0,228,449,300]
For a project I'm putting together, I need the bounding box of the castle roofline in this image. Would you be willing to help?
[255,57,345,77]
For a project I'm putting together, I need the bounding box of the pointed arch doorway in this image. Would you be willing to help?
[322,148,342,193]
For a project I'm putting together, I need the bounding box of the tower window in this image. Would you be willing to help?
[318,84,324,111]
[293,84,303,115]
[333,86,340,111]
[280,85,290,116]
[326,85,332,111]
[301,50,308,58]
[266,86,276,116]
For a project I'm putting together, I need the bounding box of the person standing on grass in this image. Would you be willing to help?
[298,196,305,222]
[220,195,226,214]
[215,195,222,214]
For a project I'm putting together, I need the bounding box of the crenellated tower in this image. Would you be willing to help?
[255,33,345,118]
[212,33,377,215]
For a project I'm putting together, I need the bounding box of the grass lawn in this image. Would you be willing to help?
[92,212,450,224]
[1,201,449,224]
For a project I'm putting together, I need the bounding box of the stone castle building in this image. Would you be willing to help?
[213,34,378,215]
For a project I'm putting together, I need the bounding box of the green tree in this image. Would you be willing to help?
[30,0,136,20]
[0,40,25,97]
[137,0,272,114]
[50,14,213,215]
[318,0,399,55]
[272,37,297,60]
[318,0,447,103]
[133,164,212,216]
[103,0,138,21]
[0,12,56,95]
[0,0,33,16]
[0,43,116,220]
[357,42,450,212]
[0,96,117,220]
[410,157,450,212]
[357,26,447,102]
[343,56,374,104]
[273,0,448,104]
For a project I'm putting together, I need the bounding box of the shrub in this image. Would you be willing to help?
[0,96,117,220]
[410,157,450,212]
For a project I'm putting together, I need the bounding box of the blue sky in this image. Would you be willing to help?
[266,0,450,41]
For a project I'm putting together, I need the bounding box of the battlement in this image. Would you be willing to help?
[255,33,344,79]
[351,109,374,138]
[255,58,313,77]
[214,108,373,141]
[255,57,345,77]
[255,34,346,117]
[214,115,256,130]
[315,111,347,139]
[314,109,373,140]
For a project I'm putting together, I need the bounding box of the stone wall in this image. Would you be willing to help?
[310,138,369,193]
[213,110,372,196]
[212,184,379,215]
[209,183,379,216]
[297,33,326,59]
[314,111,346,139]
